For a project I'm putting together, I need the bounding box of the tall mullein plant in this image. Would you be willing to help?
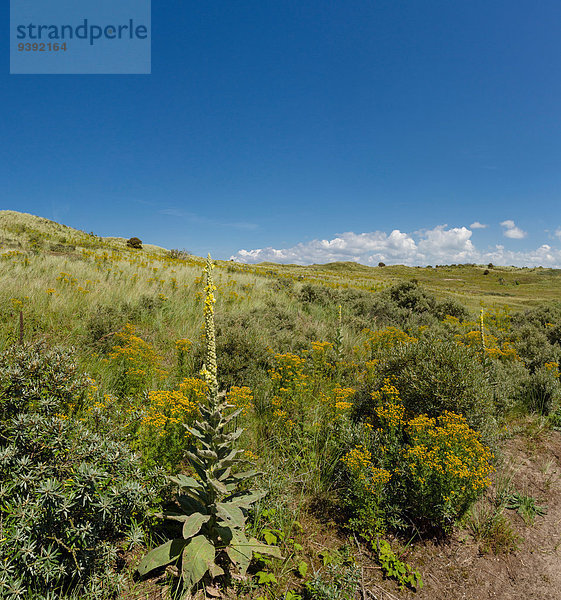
[137,255,279,594]
[334,305,344,361]
[479,308,490,374]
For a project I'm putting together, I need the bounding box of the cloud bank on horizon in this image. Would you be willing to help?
[230,221,561,267]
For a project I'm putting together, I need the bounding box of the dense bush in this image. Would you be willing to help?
[126,237,142,249]
[0,344,162,599]
[512,323,561,373]
[0,343,90,420]
[354,337,496,434]
[298,283,338,306]
[341,385,494,536]
[337,281,469,331]
[514,365,561,415]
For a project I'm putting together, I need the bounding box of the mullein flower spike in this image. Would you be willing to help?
[200,254,218,402]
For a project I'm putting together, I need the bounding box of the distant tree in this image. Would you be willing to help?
[487,263,494,269]
[127,237,143,249]
[378,262,386,267]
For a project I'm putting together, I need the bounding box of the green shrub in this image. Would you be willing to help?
[354,337,496,434]
[126,237,142,249]
[0,343,90,420]
[514,365,561,415]
[387,280,436,313]
[298,283,337,307]
[512,324,561,373]
[433,298,470,321]
[0,345,162,598]
[488,358,529,416]
[213,319,273,389]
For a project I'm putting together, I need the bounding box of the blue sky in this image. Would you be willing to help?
[3,1,561,266]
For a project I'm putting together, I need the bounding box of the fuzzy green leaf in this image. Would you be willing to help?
[169,474,202,489]
[184,425,205,439]
[182,512,211,539]
[181,535,215,589]
[216,467,232,482]
[208,562,225,578]
[136,538,187,577]
[232,470,261,481]
[208,477,228,494]
[177,494,206,515]
[179,484,208,506]
[216,502,246,527]
[248,538,283,559]
[185,450,205,467]
[227,531,253,576]
[215,525,234,545]
[221,408,243,425]
[225,490,266,508]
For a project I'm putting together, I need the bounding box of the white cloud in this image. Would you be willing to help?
[417,226,476,263]
[500,219,527,239]
[555,228,561,239]
[470,221,488,229]
[230,224,561,268]
[232,229,418,266]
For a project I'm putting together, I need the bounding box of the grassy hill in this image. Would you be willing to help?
[2,210,561,600]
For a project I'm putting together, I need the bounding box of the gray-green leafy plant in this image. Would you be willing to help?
[137,255,280,594]
[505,491,547,524]
[0,344,160,600]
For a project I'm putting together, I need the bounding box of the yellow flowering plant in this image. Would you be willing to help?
[342,383,494,535]
[137,378,205,471]
[403,411,494,530]
[361,326,417,361]
[268,352,308,432]
[107,323,164,396]
[341,445,391,538]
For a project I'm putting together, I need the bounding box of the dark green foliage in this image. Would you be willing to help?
[298,283,338,307]
[212,314,275,389]
[126,237,143,249]
[0,345,162,598]
[488,359,529,415]
[85,295,167,350]
[340,282,469,331]
[0,343,90,421]
[269,276,295,294]
[514,366,561,415]
[211,303,326,389]
[387,280,436,313]
[512,302,561,347]
[512,324,561,373]
[432,298,470,321]
[354,337,496,434]
[0,415,159,597]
